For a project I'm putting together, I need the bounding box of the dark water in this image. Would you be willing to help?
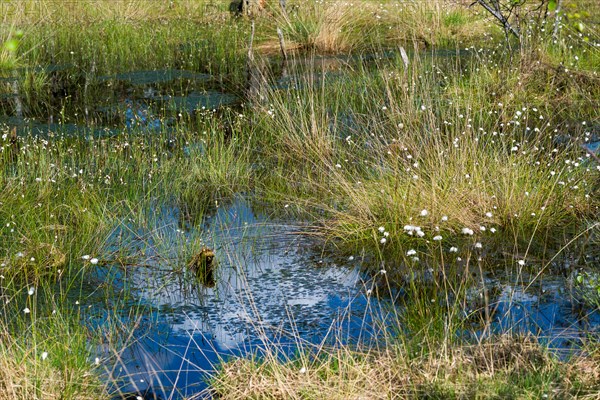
[78,199,387,399]
[472,272,600,351]
[0,49,420,132]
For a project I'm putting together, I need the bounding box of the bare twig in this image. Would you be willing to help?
[11,72,22,120]
[475,0,521,40]
[84,59,96,122]
[398,46,409,69]
[247,20,255,62]
[552,0,563,40]
[279,0,288,21]
[277,27,287,60]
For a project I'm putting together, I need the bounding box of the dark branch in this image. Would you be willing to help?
[476,0,521,39]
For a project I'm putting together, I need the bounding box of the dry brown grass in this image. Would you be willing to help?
[213,346,411,399]
[212,335,600,399]
[274,1,385,53]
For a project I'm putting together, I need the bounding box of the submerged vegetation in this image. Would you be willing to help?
[0,0,599,398]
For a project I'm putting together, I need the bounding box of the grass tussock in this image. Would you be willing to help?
[178,127,254,216]
[252,46,599,260]
[274,1,381,53]
[0,297,106,400]
[212,335,600,399]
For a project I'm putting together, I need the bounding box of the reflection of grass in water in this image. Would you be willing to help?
[574,269,600,311]
[178,128,253,222]
[210,256,600,399]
